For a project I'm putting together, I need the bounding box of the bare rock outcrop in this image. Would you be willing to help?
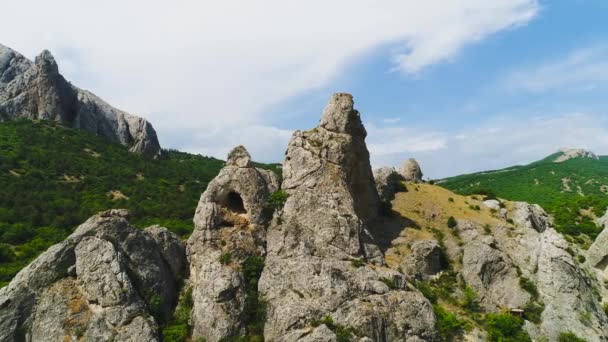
[588,210,608,304]
[0,44,161,156]
[0,210,186,341]
[259,93,437,341]
[401,239,444,281]
[373,166,406,205]
[187,145,279,341]
[454,203,608,341]
[400,158,423,183]
[554,148,599,163]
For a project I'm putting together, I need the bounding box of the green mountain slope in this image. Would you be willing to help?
[0,120,279,286]
[439,152,608,240]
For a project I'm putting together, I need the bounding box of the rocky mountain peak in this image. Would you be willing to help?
[34,49,59,75]
[554,148,599,162]
[0,43,161,156]
[319,92,366,137]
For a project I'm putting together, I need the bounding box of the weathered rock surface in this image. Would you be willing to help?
[401,239,444,281]
[187,145,279,341]
[400,158,423,183]
[373,166,405,205]
[588,209,608,304]
[589,211,608,272]
[259,93,437,341]
[0,209,185,341]
[455,203,608,341]
[553,148,599,162]
[0,43,161,156]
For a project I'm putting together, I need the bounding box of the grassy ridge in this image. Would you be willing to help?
[0,120,279,286]
[439,153,608,239]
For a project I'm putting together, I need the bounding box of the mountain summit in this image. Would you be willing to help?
[553,148,599,163]
[0,44,161,156]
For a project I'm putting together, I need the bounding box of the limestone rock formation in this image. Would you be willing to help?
[187,145,280,341]
[373,166,406,204]
[400,239,444,281]
[457,203,608,341]
[588,210,608,287]
[259,93,437,341]
[226,145,252,167]
[0,209,185,341]
[0,44,161,156]
[400,158,423,183]
[554,148,599,163]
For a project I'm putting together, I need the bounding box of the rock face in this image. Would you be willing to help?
[259,94,437,341]
[0,43,161,156]
[553,148,599,163]
[588,210,608,288]
[455,203,608,341]
[187,145,279,341]
[0,209,185,341]
[400,158,423,183]
[401,239,444,281]
[373,167,405,205]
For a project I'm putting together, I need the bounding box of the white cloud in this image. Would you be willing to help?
[369,113,608,179]
[367,124,447,156]
[505,45,608,92]
[0,0,538,161]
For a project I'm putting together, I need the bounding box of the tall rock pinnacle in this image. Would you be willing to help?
[259,93,436,341]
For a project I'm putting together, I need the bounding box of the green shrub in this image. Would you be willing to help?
[523,301,545,324]
[218,252,232,265]
[350,258,365,268]
[519,277,538,299]
[161,324,189,342]
[266,190,289,210]
[161,287,194,342]
[558,331,587,342]
[242,256,266,338]
[579,311,592,326]
[147,293,163,321]
[447,216,458,229]
[434,305,469,341]
[462,286,480,312]
[310,316,354,342]
[485,313,531,342]
[0,244,15,263]
[577,254,586,263]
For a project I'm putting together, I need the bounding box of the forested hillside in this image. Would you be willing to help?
[0,120,279,286]
[439,152,608,242]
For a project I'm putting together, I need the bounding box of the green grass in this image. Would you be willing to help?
[439,153,608,238]
[0,120,278,286]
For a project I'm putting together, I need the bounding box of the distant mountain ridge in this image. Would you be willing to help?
[439,149,608,239]
[0,43,161,156]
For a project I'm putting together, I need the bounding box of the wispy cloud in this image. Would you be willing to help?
[369,112,608,179]
[0,0,538,161]
[504,45,608,92]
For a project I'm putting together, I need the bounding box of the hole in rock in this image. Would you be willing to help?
[225,191,246,214]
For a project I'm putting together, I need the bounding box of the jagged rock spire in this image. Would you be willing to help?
[226,145,252,167]
[319,92,366,137]
[259,93,436,341]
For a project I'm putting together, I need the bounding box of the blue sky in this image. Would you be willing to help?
[2,0,608,178]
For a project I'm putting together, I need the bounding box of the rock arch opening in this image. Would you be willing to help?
[224,191,246,214]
